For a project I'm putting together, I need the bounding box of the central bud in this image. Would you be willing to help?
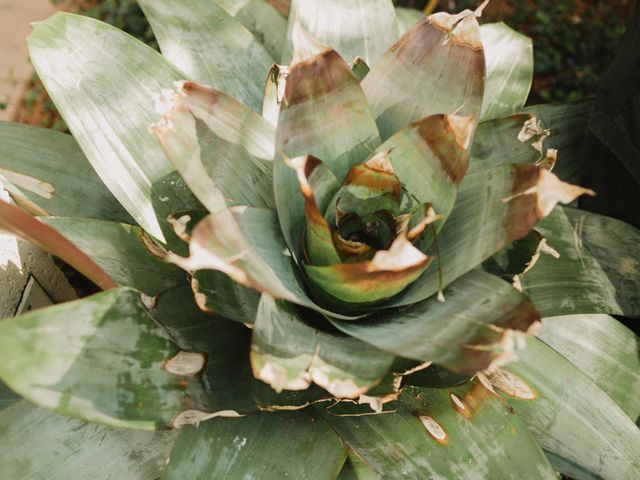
[327,152,416,262]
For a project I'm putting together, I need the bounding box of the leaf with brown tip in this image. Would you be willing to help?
[170,206,360,320]
[0,199,116,290]
[277,46,380,181]
[152,81,276,213]
[362,10,485,141]
[274,155,341,265]
[373,113,475,246]
[304,234,430,306]
[251,294,394,398]
[387,164,594,308]
[329,270,539,372]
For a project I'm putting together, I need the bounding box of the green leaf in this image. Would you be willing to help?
[337,451,380,480]
[329,270,538,373]
[388,164,593,308]
[395,7,424,35]
[277,45,381,181]
[172,206,359,320]
[351,57,370,82]
[150,171,204,256]
[273,154,341,265]
[191,269,261,324]
[467,114,539,175]
[362,10,485,141]
[304,234,429,306]
[284,0,398,66]
[0,287,207,429]
[43,217,186,296]
[0,400,177,480]
[150,284,332,414]
[536,314,640,422]
[213,0,288,61]
[468,100,594,182]
[375,113,475,222]
[482,230,547,281]
[0,122,131,223]
[28,13,187,241]
[0,381,20,412]
[491,337,640,479]
[152,81,276,214]
[0,200,116,290]
[138,0,273,111]
[521,207,640,317]
[251,294,394,398]
[163,410,347,479]
[320,380,556,479]
[525,99,594,184]
[480,23,533,120]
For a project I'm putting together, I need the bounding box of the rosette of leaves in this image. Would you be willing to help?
[0,1,639,479]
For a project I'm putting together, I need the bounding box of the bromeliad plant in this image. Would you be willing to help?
[0,0,639,478]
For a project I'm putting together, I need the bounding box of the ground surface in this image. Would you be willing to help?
[0,0,54,122]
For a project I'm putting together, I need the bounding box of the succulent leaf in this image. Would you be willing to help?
[329,270,539,372]
[163,410,347,479]
[521,206,640,317]
[191,270,262,324]
[274,154,341,265]
[362,10,485,141]
[150,172,204,256]
[153,81,276,213]
[322,380,557,480]
[468,114,541,174]
[284,0,399,66]
[469,100,593,182]
[251,294,394,397]
[276,45,381,181]
[536,314,640,421]
[171,206,360,320]
[304,234,430,306]
[389,164,594,308]
[0,122,132,223]
[480,23,534,120]
[495,337,640,479]
[150,285,333,413]
[374,113,475,238]
[27,13,187,241]
[0,401,177,480]
[213,0,288,61]
[138,0,274,111]
[0,287,209,430]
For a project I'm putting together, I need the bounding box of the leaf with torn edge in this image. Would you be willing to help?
[329,270,539,373]
[319,379,556,479]
[0,287,210,430]
[251,294,394,398]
